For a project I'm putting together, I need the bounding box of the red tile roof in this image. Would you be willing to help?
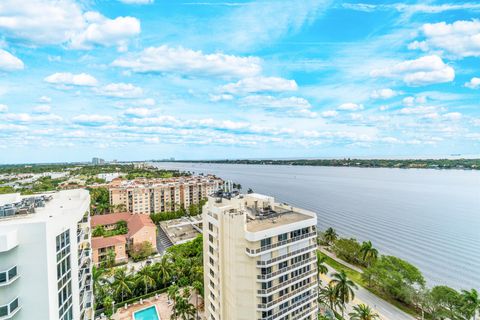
[90,213,132,228]
[91,235,126,249]
[90,212,156,238]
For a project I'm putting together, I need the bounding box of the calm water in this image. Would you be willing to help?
[155,162,480,290]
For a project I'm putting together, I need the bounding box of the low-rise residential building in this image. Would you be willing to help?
[0,189,93,320]
[203,192,318,320]
[90,212,157,266]
[109,176,223,215]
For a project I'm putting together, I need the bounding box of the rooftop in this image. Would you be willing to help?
[159,216,202,244]
[245,206,313,232]
[0,189,89,223]
[109,175,223,189]
[92,235,126,249]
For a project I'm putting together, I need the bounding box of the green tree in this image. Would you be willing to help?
[359,241,378,266]
[135,265,156,295]
[349,304,380,320]
[430,285,461,319]
[330,270,358,317]
[111,268,134,302]
[319,285,340,312]
[171,288,196,320]
[153,255,172,288]
[362,255,425,304]
[324,227,338,245]
[92,266,109,306]
[192,281,203,320]
[332,238,362,265]
[460,289,480,320]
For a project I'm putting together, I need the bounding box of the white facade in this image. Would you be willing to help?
[0,189,93,320]
[203,193,318,320]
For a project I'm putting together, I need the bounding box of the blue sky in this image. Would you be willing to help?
[1,0,480,163]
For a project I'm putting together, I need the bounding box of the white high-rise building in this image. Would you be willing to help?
[203,192,318,320]
[0,189,93,320]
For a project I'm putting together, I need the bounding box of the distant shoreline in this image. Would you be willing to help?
[158,158,480,170]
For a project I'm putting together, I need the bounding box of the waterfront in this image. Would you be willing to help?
[154,162,480,290]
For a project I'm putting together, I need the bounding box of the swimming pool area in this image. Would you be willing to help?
[132,305,161,320]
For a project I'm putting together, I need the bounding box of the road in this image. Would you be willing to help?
[320,265,415,320]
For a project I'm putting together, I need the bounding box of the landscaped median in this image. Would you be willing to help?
[319,251,418,318]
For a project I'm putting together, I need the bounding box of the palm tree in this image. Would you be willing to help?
[317,252,329,276]
[111,268,134,302]
[330,270,358,317]
[192,281,203,319]
[172,292,196,320]
[349,304,380,320]
[92,266,109,303]
[461,289,480,320]
[324,227,338,245]
[135,265,156,295]
[153,256,172,288]
[359,241,379,266]
[319,285,340,312]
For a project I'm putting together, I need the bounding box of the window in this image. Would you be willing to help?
[208,222,214,232]
[261,267,272,275]
[261,295,273,304]
[209,234,214,243]
[260,238,271,247]
[279,274,288,283]
[278,261,287,269]
[278,233,288,242]
[261,281,272,290]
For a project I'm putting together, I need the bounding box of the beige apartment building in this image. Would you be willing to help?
[203,192,318,320]
[109,176,223,214]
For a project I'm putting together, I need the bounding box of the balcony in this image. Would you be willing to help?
[257,269,316,295]
[257,292,317,320]
[0,297,20,320]
[256,244,317,267]
[257,283,316,310]
[246,232,316,256]
[0,266,19,287]
[257,256,316,281]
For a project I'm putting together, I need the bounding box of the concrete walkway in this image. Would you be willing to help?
[319,246,364,273]
[320,265,415,320]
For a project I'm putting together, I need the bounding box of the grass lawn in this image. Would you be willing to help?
[321,253,420,318]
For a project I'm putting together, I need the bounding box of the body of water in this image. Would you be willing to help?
[155,162,480,290]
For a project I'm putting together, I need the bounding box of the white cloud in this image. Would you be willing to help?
[112,45,262,78]
[209,94,234,102]
[215,1,330,51]
[399,106,443,115]
[338,103,364,111]
[33,105,51,114]
[370,55,454,86]
[3,113,62,123]
[0,104,7,112]
[0,49,24,71]
[69,12,140,51]
[0,0,140,50]
[409,20,480,58]
[96,83,143,98]
[118,0,153,3]
[465,77,480,89]
[222,77,297,94]
[370,88,397,99]
[443,112,462,121]
[402,95,427,106]
[38,96,51,103]
[289,109,317,118]
[240,95,311,109]
[72,114,114,126]
[44,72,98,87]
[122,108,155,118]
[321,110,338,118]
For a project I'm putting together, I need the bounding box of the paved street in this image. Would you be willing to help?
[320,265,414,320]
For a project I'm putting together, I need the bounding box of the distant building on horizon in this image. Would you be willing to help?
[92,157,105,165]
[0,189,93,320]
[203,192,318,320]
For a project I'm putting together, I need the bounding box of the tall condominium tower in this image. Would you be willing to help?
[203,192,318,320]
[0,189,93,320]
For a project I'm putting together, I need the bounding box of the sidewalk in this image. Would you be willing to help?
[319,246,364,273]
